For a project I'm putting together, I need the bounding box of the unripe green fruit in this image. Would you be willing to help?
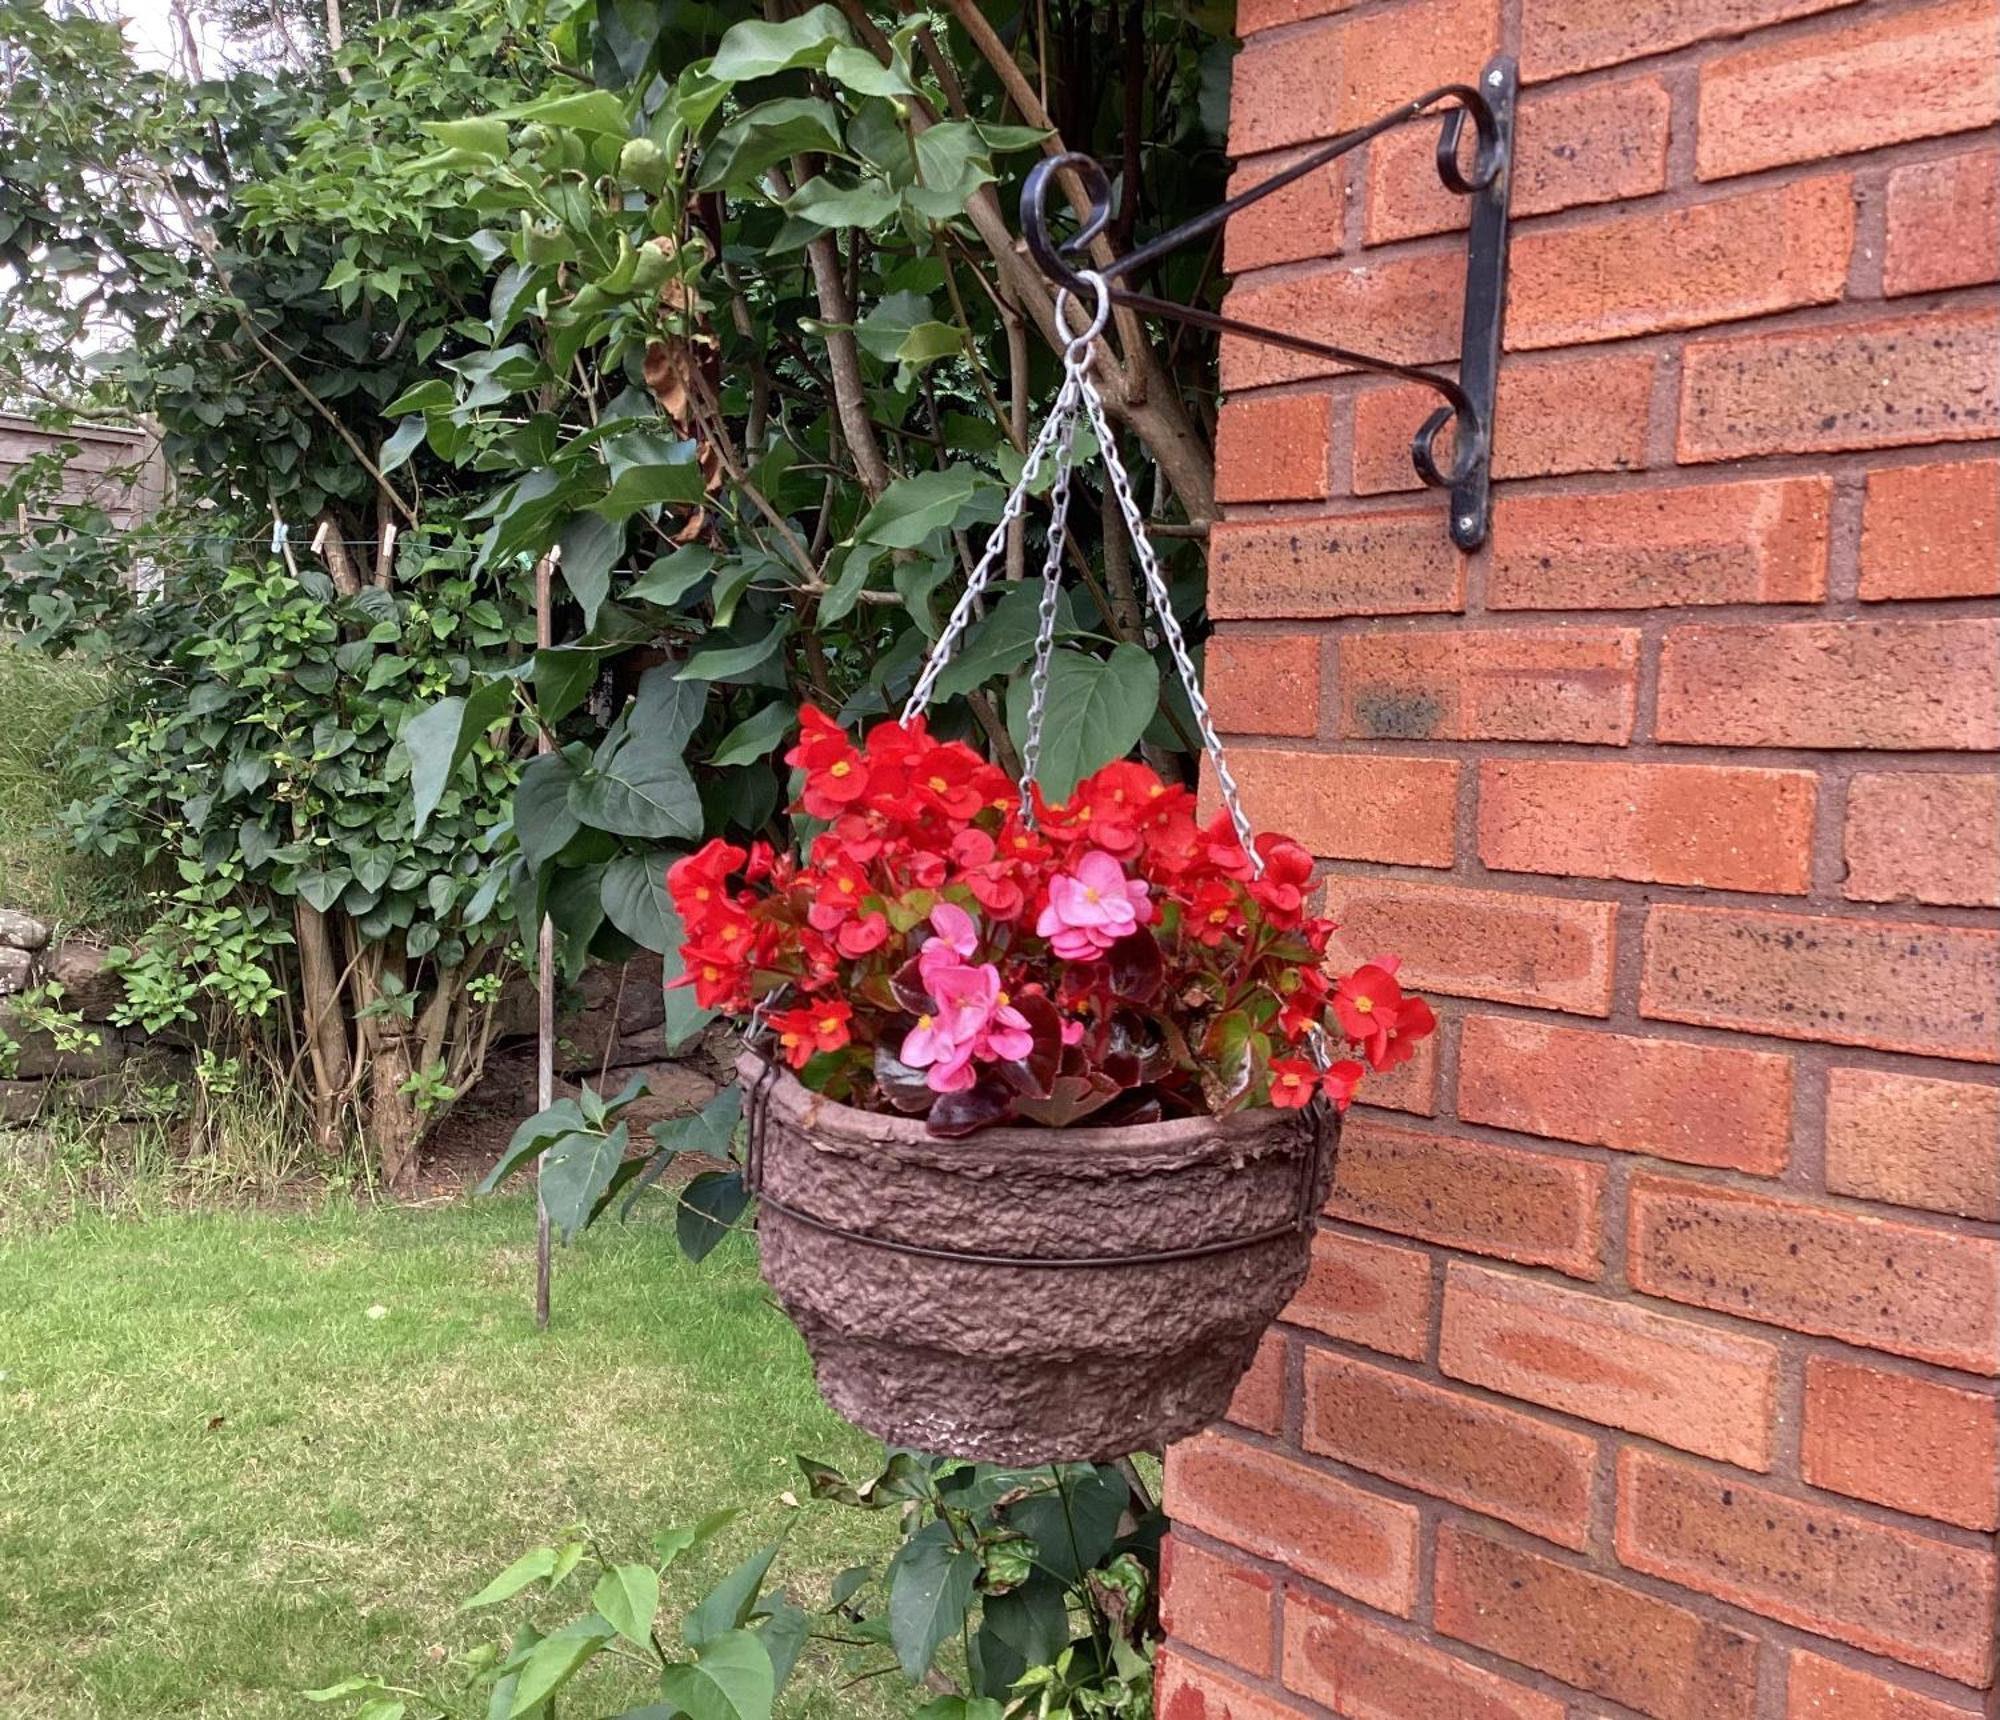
[545,129,586,172]
[521,217,568,264]
[630,243,674,293]
[617,136,670,194]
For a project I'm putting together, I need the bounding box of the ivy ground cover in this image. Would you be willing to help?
[0,1197,896,1718]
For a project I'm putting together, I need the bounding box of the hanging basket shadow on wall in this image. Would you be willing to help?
[740,1049,1338,1464]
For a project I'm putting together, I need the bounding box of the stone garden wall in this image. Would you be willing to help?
[0,910,182,1125]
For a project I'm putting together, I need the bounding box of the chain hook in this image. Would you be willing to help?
[1053,269,1112,371]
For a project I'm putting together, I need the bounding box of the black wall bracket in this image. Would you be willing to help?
[1022,55,1518,551]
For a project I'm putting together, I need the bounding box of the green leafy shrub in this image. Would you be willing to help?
[2,490,536,1181]
[316,1451,1157,1719]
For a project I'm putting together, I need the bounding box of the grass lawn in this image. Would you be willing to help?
[0,1194,905,1718]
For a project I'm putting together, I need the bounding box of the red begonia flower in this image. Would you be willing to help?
[1268,1057,1319,1109]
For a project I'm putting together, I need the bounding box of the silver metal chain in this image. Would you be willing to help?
[900,367,1084,725]
[1070,360,1261,872]
[1016,398,1079,818]
[902,269,1263,876]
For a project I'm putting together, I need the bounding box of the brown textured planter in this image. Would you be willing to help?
[739,1052,1337,1463]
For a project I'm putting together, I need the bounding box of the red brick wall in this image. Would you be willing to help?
[1165,2,2000,1716]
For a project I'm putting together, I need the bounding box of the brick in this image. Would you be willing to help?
[1520,0,1857,82]
[1825,1066,2000,1222]
[1639,904,2000,1064]
[1788,1650,1988,1719]
[1227,24,1345,158]
[1283,1589,1566,1720]
[1366,75,1671,245]
[1222,747,1460,867]
[1479,759,1816,894]
[1353,352,1652,495]
[1458,1014,1793,1177]
[1161,1537,1277,1676]
[1489,478,1831,610]
[1165,1430,1421,1616]
[1656,619,2000,751]
[1697,0,2000,181]
[1885,148,2000,297]
[1844,771,2000,908]
[1441,1262,1780,1469]
[1507,175,1855,352]
[1333,0,1499,135]
[1354,1017,1438,1115]
[1859,457,2000,601]
[1336,627,1638,744]
[1206,633,1323,739]
[1224,148,1347,275]
[1328,1118,1605,1278]
[1227,1331,1288,1436]
[1627,1171,2000,1372]
[1802,1357,2000,1532]
[1678,308,2000,462]
[1222,252,1465,390]
[1158,1650,1308,1720]
[1209,514,1465,620]
[1325,877,1618,1017]
[1236,0,1354,36]
[1434,1522,1761,1720]
[1302,1350,1596,1547]
[1227,0,1500,173]
[1228,0,1502,150]
[1215,393,1333,505]
[1282,1227,1433,1358]
[1616,1448,1998,1684]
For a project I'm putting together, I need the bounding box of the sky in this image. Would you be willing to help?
[108,0,261,76]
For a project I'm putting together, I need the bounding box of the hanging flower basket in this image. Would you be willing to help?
[669,275,1435,1462]
[740,1049,1336,1463]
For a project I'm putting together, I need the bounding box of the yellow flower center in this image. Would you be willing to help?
[995,991,1009,1009]
[830,760,852,778]
[1281,1073,1303,1088]
[818,1017,840,1034]
[929,775,948,793]
[720,924,739,942]
[1209,907,1229,924]
[1354,995,1373,1013]
[1083,886,1100,903]
[838,877,854,894]
[917,1013,933,1030]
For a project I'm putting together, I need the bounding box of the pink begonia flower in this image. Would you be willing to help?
[899,914,1034,1092]
[1034,848,1152,959]
[917,900,978,982]
[929,961,1035,1067]
[900,1007,962,1074]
